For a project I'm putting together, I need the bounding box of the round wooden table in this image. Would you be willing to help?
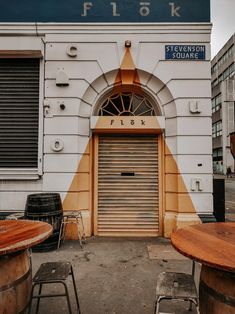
[171,222,235,314]
[0,220,52,314]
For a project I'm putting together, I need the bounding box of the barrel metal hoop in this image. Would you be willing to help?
[26,211,62,217]
[0,268,31,292]
[200,280,235,307]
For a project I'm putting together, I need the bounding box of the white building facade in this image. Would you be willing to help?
[0,1,213,238]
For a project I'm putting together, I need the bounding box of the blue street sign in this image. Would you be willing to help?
[165,45,206,60]
[0,0,210,23]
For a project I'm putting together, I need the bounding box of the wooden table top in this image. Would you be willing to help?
[171,222,235,272]
[0,220,53,255]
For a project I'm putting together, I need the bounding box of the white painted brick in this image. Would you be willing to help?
[181,174,213,193]
[162,101,177,117]
[43,173,89,192]
[105,70,119,86]
[166,79,211,99]
[0,192,38,210]
[166,117,212,136]
[44,117,78,135]
[165,118,177,137]
[44,98,80,116]
[153,61,211,84]
[44,135,80,154]
[44,33,210,45]
[78,117,90,136]
[0,180,42,192]
[166,136,212,155]
[136,70,151,86]
[79,101,92,117]
[46,42,119,73]
[82,86,98,105]
[164,98,212,118]
[157,87,174,107]
[191,193,213,213]
[177,117,212,136]
[172,155,213,174]
[43,173,74,192]
[137,43,162,73]
[91,75,108,94]
[45,61,103,83]
[45,79,90,98]
[146,76,165,96]
[78,136,90,154]
[44,154,82,172]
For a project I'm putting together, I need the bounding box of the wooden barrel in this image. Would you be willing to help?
[25,193,63,251]
[199,265,235,314]
[0,250,32,314]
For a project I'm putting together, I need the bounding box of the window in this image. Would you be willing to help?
[213,148,223,173]
[212,94,222,113]
[212,78,218,88]
[0,58,40,176]
[229,63,235,78]
[218,74,223,84]
[212,121,222,138]
[98,92,156,116]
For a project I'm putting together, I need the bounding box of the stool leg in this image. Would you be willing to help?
[35,284,43,314]
[61,281,72,314]
[28,284,38,314]
[63,221,68,242]
[57,221,64,249]
[154,297,163,314]
[79,213,86,242]
[70,265,81,314]
[76,217,83,249]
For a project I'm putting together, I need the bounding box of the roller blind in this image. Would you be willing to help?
[0,58,40,168]
[98,135,159,236]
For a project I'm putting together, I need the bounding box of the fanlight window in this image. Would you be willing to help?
[98,92,156,116]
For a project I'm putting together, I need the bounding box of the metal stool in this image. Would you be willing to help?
[28,262,81,314]
[6,212,25,220]
[154,261,199,314]
[57,211,86,249]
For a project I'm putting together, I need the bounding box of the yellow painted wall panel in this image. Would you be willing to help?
[165,192,196,213]
[66,173,89,192]
[63,191,90,211]
[78,154,90,173]
[165,155,178,174]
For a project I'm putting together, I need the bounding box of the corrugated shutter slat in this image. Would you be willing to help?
[0,59,39,168]
[98,135,159,236]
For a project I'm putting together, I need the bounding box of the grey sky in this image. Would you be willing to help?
[211,0,235,58]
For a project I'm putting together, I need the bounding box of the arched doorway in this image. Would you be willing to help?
[93,90,163,236]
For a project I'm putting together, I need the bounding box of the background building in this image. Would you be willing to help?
[211,34,235,174]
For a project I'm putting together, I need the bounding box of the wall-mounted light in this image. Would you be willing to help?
[51,139,64,152]
[56,70,70,86]
[60,103,66,110]
[43,99,52,117]
[125,40,131,48]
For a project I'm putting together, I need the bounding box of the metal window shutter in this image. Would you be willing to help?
[98,135,159,236]
[0,58,39,168]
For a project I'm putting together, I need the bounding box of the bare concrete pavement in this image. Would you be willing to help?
[29,178,235,314]
[30,237,200,314]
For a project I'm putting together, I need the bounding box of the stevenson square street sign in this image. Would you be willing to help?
[0,0,210,23]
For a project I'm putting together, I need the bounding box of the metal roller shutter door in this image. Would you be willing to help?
[0,58,39,168]
[98,135,159,236]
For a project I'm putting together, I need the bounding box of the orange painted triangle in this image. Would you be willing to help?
[113,47,141,87]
